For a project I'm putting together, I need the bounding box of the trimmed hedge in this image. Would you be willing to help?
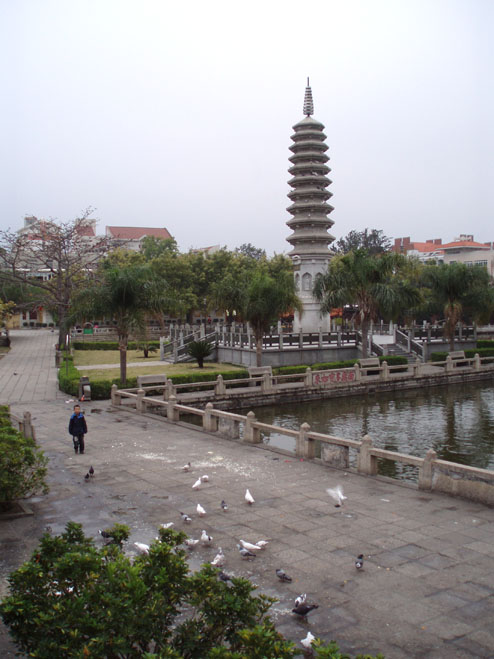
[274,355,408,376]
[431,348,494,362]
[477,340,494,349]
[73,341,163,351]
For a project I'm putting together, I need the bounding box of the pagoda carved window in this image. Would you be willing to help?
[302,272,312,291]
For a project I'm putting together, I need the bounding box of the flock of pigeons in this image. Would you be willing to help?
[94,461,366,651]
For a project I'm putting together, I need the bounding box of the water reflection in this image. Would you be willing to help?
[249,381,494,482]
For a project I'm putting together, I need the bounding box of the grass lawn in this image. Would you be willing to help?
[76,360,245,380]
[0,346,10,360]
[74,349,161,366]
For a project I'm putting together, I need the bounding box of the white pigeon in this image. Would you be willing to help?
[160,522,174,529]
[326,485,347,508]
[182,462,191,472]
[240,539,262,553]
[211,548,225,567]
[255,540,269,549]
[301,631,315,649]
[180,512,192,523]
[192,478,202,490]
[295,593,307,608]
[245,489,255,505]
[201,529,213,545]
[184,537,200,549]
[197,503,206,516]
[201,474,209,482]
[134,542,150,555]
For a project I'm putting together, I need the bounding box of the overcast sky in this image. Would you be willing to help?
[2,0,493,254]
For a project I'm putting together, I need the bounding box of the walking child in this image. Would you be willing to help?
[69,404,88,454]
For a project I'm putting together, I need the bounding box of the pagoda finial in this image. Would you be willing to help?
[303,78,314,117]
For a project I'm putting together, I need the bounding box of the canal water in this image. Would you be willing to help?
[250,380,494,482]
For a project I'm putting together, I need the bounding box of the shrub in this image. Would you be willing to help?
[431,348,494,362]
[477,340,494,349]
[0,522,382,658]
[0,407,48,506]
[187,340,214,368]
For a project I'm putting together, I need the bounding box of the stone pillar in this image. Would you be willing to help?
[473,353,481,371]
[357,435,377,476]
[318,329,323,348]
[244,411,261,444]
[136,388,145,413]
[203,403,218,432]
[353,363,361,382]
[167,395,180,422]
[304,367,313,387]
[215,374,226,395]
[111,384,121,406]
[413,362,422,378]
[418,448,437,490]
[296,422,311,458]
[279,332,284,350]
[380,360,389,381]
[22,411,34,440]
[163,379,176,401]
[299,330,304,349]
[261,372,274,394]
[160,336,165,361]
[445,355,453,372]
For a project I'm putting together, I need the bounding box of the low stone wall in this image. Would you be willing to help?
[216,345,359,367]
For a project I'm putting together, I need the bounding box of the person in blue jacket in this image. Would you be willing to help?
[69,404,88,454]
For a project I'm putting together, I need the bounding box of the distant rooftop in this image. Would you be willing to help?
[105,226,172,240]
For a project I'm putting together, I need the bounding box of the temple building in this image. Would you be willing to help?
[286,80,335,332]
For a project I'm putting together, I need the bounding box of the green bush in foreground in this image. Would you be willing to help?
[0,523,383,659]
[430,348,494,362]
[0,405,49,506]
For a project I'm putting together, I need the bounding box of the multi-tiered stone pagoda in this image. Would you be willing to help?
[286,80,335,332]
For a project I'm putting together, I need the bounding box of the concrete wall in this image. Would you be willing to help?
[216,345,360,367]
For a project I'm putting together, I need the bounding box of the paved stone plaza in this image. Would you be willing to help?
[1,330,494,657]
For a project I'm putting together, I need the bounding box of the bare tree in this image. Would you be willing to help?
[0,210,111,347]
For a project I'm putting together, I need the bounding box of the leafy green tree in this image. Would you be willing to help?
[421,262,494,350]
[314,249,421,358]
[187,340,214,368]
[140,236,179,260]
[0,406,48,508]
[333,229,391,255]
[70,262,157,385]
[235,243,266,261]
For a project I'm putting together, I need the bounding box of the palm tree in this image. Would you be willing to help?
[314,249,421,358]
[421,263,494,351]
[70,263,154,385]
[188,340,214,368]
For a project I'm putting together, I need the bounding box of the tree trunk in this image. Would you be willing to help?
[255,334,263,367]
[361,317,369,358]
[119,337,128,386]
[198,357,204,368]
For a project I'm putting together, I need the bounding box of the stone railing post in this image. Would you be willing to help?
[136,388,145,413]
[445,355,453,373]
[357,435,378,476]
[111,384,121,406]
[380,360,389,381]
[244,411,261,444]
[337,327,342,347]
[418,448,437,490]
[318,329,323,348]
[203,402,218,432]
[167,395,180,422]
[163,379,175,401]
[261,372,274,393]
[353,363,361,382]
[304,367,312,387]
[215,374,226,395]
[159,336,165,361]
[22,411,34,440]
[299,330,304,349]
[473,353,481,371]
[413,361,422,378]
[296,422,311,457]
[279,332,284,350]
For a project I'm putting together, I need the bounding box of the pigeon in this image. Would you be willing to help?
[180,512,192,523]
[245,489,255,505]
[98,529,112,539]
[182,462,191,472]
[184,537,199,549]
[301,631,316,649]
[89,465,94,477]
[197,503,206,516]
[218,570,233,582]
[211,548,225,567]
[276,568,292,582]
[355,554,364,570]
[295,593,307,608]
[240,539,262,553]
[160,522,174,529]
[255,540,269,549]
[84,473,90,482]
[221,500,228,511]
[134,542,150,555]
[192,478,202,490]
[326,485,347,508]
[292,603,319,618]
[201,474,209,482]
[201,529,213,545]
[237,544,256,559]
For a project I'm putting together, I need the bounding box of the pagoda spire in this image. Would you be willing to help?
[303,77,314,116]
